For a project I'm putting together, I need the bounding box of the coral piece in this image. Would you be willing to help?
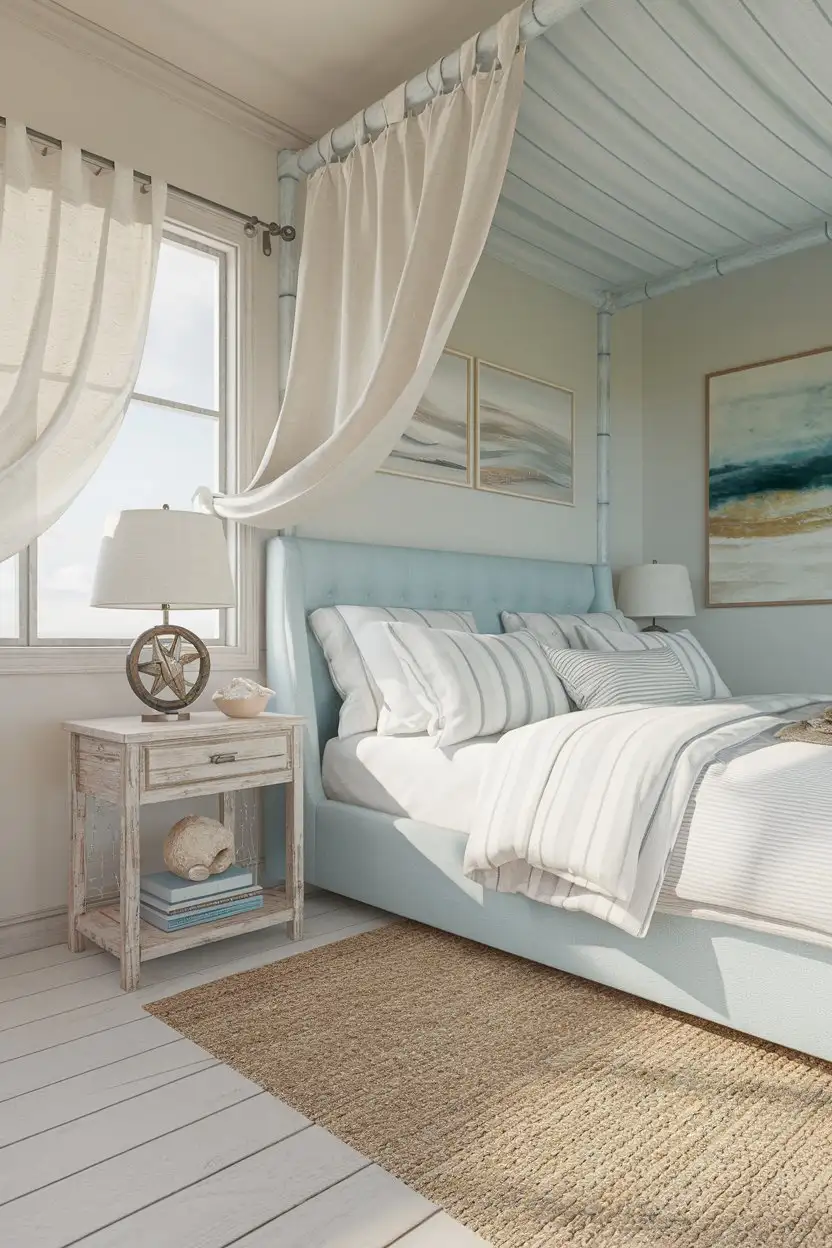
[163,815,235,882]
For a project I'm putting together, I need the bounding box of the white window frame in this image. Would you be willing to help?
[0,199,260,674]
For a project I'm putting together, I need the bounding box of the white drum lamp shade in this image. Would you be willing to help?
[92,509,235,610]
[617,563,695,621]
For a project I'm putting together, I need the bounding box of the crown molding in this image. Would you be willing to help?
[3,0,311,150]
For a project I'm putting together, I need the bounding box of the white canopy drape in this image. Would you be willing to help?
[204,7,525,527]
[0,121,166,563]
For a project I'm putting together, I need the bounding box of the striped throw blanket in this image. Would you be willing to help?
[463,695,827,937]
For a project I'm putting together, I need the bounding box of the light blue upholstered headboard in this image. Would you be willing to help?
[265,536,614,807]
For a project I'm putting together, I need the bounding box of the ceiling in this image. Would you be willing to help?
[54,0,518,140]
[489,0,832,305]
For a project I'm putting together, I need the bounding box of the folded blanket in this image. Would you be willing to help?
[463,695,820,937]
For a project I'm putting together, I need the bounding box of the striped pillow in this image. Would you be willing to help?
[543,645,704,710]
[501,609,639,649]
[309,606,477,739]
[574,623,731,700]
[383,623,571,748]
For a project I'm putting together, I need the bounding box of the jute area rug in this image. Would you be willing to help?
[146,922,832,1248]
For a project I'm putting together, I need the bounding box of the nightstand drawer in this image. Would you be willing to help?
[145,731,290,791]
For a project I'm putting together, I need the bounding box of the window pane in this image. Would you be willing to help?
[0,556,19,639]
[135,238,220,410]
[37,401,221,640]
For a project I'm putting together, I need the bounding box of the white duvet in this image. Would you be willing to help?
[463,695,832,938]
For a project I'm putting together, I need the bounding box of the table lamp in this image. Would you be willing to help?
[616,561,695,632]
[92,505,236,720]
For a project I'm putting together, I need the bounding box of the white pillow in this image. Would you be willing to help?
[574,623,731,700]
[501,609,639,649]
[308,606,477,739]
[543,645,703,710]
[383,623,570,748]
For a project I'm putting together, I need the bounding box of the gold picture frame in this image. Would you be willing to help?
[379,349,473,488]
[475,359,574,506]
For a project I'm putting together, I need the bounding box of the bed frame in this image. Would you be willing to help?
[265,535,832,1062]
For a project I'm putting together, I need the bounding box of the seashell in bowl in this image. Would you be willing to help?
[212,677,275,719]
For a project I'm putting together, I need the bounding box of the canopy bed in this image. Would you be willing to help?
[213,0,832,1061]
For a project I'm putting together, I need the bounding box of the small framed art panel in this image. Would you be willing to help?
[707,345,832,607]
[475,360,574,505]
[380,349,473,487]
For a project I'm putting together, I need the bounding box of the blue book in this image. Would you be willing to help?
[139,886,262,916]
[141,866,254,906]
[140,894,264,932]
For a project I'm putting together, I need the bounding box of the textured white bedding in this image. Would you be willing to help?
[323,715,832,950]
[322,732,501,832]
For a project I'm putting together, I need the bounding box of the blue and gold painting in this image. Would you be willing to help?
[708,348,832,605]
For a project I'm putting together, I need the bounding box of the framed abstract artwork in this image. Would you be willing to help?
[475,361,574,505]
[708,346,832,606]
[380,349,472,487]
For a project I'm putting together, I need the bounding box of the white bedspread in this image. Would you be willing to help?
[464,695,828,937]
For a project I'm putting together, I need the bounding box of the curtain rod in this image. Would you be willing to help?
[0,117,296,252]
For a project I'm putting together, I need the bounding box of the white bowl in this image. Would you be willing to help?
[214,694,270,719]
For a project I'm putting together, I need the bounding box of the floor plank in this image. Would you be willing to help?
[234,1164,436,1247]
[0,1064,261,1203]
[391,1212,490,1245]
[77,1126,366,1248]
[0,943,98,981]
[0,913,387,1062]
[0,1016,180,1101]
[0,1040,215,1147]
[0,952,115,1002]
[0,1094,308,1248]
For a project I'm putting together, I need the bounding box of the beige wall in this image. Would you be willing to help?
[643,246,832,694]
[300,254,644,571]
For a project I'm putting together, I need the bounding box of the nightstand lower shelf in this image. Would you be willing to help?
[76,886,295,962]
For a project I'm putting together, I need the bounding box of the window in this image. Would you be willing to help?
[0,215,251,667]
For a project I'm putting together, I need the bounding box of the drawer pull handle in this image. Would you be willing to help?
[210,752,238,765]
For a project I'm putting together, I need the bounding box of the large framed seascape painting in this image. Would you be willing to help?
[475,360,574,505]
[708,346,832,606]
[380,349,472,487]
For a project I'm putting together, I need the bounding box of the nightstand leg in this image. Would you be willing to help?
[68,734,87,953]
[285,725,304,941]
[120,744,141,992]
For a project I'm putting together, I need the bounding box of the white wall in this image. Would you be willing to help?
[0,10,281,925]
[300,254,644,571]
[643,246,832,694]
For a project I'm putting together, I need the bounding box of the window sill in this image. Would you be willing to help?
[0,641,259,677]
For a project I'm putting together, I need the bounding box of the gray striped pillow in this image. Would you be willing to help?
[383,623,571,748]
[543,645,704,710]
[501,609,638,649]
[309,605,477,738]
[574,623,731,700]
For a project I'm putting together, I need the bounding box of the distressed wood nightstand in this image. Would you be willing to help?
[64,711,305,991]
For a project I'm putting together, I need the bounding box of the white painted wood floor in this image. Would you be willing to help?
[0,891,488,1248]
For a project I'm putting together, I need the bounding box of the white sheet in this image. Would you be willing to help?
[322,732,500,832]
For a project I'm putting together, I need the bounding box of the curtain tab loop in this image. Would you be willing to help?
[495,7,522,70]
[459,35,477,82]
[382,83,406,128]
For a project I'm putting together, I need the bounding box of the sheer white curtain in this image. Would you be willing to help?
[205,8,525,527]
[0,121,166,563]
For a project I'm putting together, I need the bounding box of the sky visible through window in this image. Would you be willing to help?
[1,236,224,641]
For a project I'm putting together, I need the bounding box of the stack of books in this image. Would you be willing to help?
[140,866,263,933]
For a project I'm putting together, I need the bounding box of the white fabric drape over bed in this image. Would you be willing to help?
[0,121,166,562]
[203,7,525,528]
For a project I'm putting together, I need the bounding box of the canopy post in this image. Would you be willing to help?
[597,303,613,567]
[277,149,301,407]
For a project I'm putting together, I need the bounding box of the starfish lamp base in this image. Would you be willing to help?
[126,622,210,718]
